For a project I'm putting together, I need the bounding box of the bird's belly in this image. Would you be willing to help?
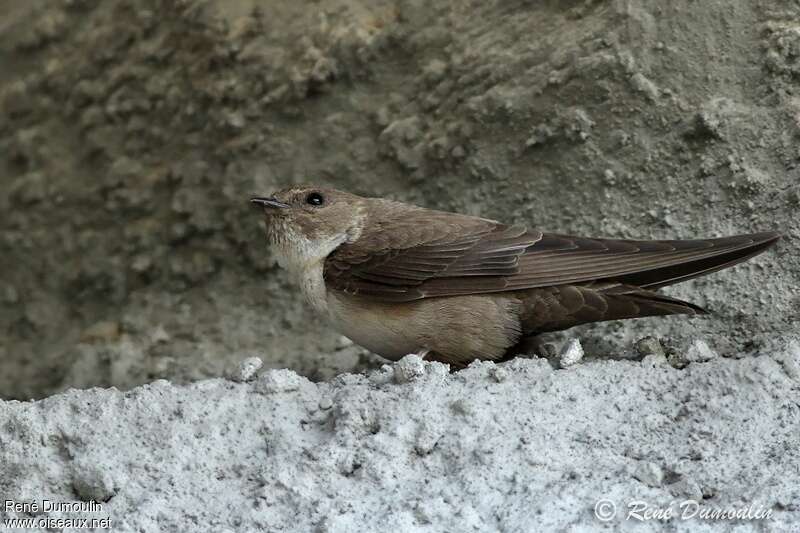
[326,292,423,360]
[325,290,523,364]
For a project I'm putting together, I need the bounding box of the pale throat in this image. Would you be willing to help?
[271,232,345,315]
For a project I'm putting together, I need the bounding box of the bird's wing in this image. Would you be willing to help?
[324,205,779,302]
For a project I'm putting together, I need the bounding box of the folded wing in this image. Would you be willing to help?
[324,204,780,302]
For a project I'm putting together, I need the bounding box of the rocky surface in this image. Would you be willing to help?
[1,0,798,399]
[1,350,799,532]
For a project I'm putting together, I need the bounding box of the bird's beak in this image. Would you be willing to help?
[250,197,290,209]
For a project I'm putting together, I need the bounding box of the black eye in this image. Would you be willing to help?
[305,192,325,206]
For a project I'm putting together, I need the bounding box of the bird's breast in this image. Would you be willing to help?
[288,262,329,315]
[267,234,331,315]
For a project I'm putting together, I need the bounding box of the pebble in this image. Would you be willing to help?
[255,369,305,394]
[491,366,509,383]
[668,339,718,368]
[559,339,584,368]
[685,339,718,363]
[635,336,664,358]
[231,357,263,382]
[394,354,426,383]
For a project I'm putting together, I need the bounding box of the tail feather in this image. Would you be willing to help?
[622,290,708,315]
[520,284,707,335]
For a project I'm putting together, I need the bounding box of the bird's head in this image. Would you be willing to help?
[251,186,366,271]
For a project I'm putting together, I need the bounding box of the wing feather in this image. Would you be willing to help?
[323,201,779,302]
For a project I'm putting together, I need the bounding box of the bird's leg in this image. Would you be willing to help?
[530,337,558,358]
[509,334,557,359]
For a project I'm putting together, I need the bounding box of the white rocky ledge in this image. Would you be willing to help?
[1,344,799,532]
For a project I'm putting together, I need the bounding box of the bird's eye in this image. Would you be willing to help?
[305,192,325,206]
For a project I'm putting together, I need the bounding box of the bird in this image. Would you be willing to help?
[251,186,780,368]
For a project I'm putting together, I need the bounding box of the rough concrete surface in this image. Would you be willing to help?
[2,352,799,532]
[1,0,799,531]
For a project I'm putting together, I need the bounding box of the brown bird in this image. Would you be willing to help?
[251,186,780,368]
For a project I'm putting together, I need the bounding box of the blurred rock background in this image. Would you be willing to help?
[1,0,797,399]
